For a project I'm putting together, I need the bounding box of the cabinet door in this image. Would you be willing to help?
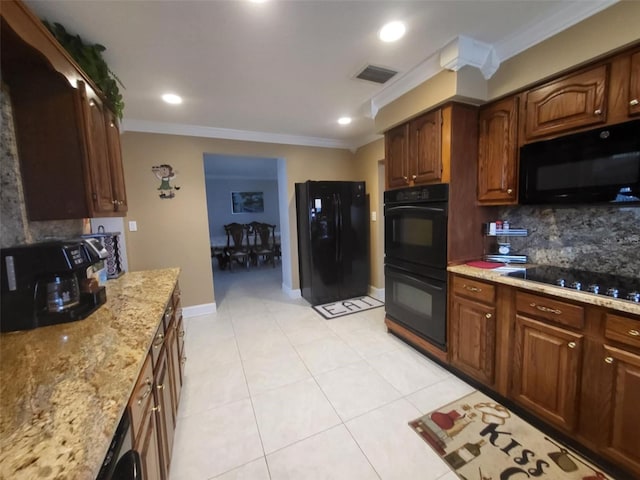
[629,51,640,117]
[523,64,608,141]
[477,96,518,204]
[166,321,182,420]
[177,314,186,382]
[104,111,128,213]
[511,315,583,431]
[410,110,442,184]
[450,295,496,385]
[155,348,175,479]
[598,345,640,476]
[385,123,410,189]
[80,87,116,215]
[137,403,163,480]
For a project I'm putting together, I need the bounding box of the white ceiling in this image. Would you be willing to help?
[25,0,618,151]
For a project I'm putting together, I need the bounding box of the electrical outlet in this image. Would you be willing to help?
[128,221,138,232]
[371,211,377,222]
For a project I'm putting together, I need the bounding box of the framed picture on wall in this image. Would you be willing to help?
[231,191,264,213]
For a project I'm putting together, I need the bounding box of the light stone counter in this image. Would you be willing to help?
[0,268,180,480]
[448,264,640,317]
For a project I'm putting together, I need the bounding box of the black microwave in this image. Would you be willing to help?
[519,120,640,205]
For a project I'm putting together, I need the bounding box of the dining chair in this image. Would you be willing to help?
[250,222,277,267]
[223,223,251,271]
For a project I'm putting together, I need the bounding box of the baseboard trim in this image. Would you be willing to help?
[283,284,301,298]
[368,286,384,301]
[182,302,216,318]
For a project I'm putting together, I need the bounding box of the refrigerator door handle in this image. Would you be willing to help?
[333,194,341,262]
[337,194,343,262]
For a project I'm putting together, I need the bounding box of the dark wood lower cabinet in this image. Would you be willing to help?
[511,315,584,432]
[138,402,163,480]
[598,344,640,475]
[155,347,175,479]
[450,295,496,385]
[447,272,640,479]
[130,283,185,480]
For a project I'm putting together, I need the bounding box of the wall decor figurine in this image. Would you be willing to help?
[152,164,181,199]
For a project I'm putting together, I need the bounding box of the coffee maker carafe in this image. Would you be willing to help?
[40,272,81,313]
[1,240,107,333]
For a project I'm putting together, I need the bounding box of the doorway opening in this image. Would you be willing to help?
[203,154,285,307]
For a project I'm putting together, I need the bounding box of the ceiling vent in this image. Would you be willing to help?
[355,65,398,84]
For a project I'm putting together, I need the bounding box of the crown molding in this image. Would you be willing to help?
[121,119,353,150]
[439,35,500,80]
[493,0,619,61]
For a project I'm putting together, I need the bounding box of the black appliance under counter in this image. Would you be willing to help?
[447,264,640,317]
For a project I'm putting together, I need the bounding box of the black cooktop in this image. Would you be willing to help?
[507,266,640,303]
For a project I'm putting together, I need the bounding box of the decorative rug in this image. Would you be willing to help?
[312,295,384,320]
[409,390,612,480]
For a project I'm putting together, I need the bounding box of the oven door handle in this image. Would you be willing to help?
[389,267,445,291]
[386,205,446,214]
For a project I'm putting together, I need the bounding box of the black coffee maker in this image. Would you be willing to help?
[0,240,107,333]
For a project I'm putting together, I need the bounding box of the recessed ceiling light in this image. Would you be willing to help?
[378,21,406,42]
[338,117,352,125]
[162,93,182,105]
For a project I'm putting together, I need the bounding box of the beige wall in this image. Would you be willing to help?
[120,132,357,308]
[353,138,385,289]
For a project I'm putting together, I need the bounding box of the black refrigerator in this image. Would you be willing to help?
[295,181,369,305]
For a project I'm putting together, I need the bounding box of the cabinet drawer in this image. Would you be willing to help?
[151,321,165,370]
[605,313,640,349]
[516,291,584,329]
[129,354,154,441]
[452,276,496,304]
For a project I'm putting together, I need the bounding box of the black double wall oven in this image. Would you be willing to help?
[384,184,448,351]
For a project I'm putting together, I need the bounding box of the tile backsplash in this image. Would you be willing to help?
[498,205,640,278]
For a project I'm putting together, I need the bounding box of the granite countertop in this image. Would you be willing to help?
[448,264,640,317]
[0,268,180,480]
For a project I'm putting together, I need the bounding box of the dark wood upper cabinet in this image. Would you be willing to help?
[477,95,519,205]
[410,110,443,184]
[385,108,444,189]
[521,64,609,142]
[628,51,640,117]
[385,123,411,189]
[1,0,127,220]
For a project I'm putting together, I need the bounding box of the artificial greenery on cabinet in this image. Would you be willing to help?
[44,21,125,119]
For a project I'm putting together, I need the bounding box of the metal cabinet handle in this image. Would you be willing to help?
[604,356,614,364]
[568,341,577,349]
[529,303,562,315]
[628,329,639,337]
[181,356,187,365]
[485,313,492,319]
[151,405,160,413]
[507,188,513,195]
[137,378,152,405]
[412,174,417,180]
[464,285,482,293]
[157,383,165,391]
[594,109,602,115]
[630,99,639,106]
[153,333,165,348]
[179,330,185,338]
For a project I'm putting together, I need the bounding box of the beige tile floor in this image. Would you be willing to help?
[169,266,475,480]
